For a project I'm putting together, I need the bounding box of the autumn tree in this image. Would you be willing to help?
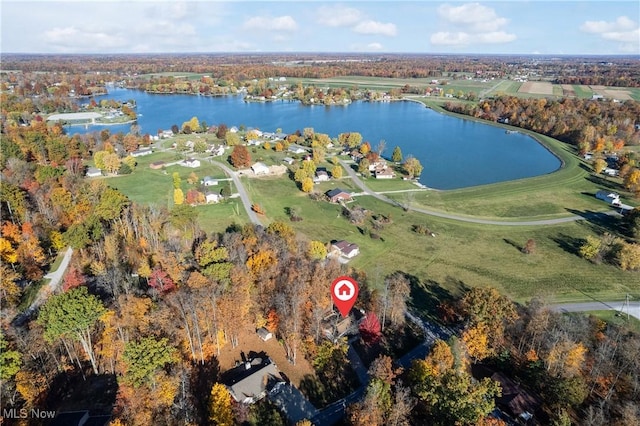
[409,338,501,426]
[37,286,106,374]
[331,164,343,179]
[392,146,403,163]
[359,311,382,346]
[593,158,607,174]
[301,177,314,193]
[225,131,240,146]
[230,145,251,168]
[522,238,536,254]
[402,155,423,179]
[307,240,327,260]
[209,382,234,425]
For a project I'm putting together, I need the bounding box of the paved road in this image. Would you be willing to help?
[338,159,618,226]
[552,301,640,320]
[210,160,262,226]
[13,247,74,326]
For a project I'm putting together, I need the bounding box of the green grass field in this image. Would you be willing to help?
[569,310,640,333]
[243,174,639,304]
[573,85,593,99]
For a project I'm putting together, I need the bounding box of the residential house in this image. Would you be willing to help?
[282,157,295,165]
[595,190,621,205]
[205,192,222,204]
[222,356,283,404]
[326,188,352,203]
[149,161,165,170]
[201,176,218,186]
[182,158,201,168]
[288,144,308,154]
[314,170,330,182]
[374,167,395,179]
[251,162,269,175]
[208,144,225,156]
[86,167,102,177]
[331,240,360,258]
[130,147,152,157]
[603,167,618,177]
[472,365,540,423]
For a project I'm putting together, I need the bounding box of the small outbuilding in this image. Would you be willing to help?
[257,327,273,341]
[251,162,269,175]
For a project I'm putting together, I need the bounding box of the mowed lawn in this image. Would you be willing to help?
[99,152,249,233]
[241,174,640,304]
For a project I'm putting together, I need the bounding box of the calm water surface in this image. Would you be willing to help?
[69,88,560,190]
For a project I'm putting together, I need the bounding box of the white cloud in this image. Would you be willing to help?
[580,16,639,51]
[316,5,363,27]
[438,3,508,32]
[353,20,397,37]
[44,26,127,52]
[430,32,470,46]
[432,3,515,47]
[243,15,298,32]
[580,16,636,33]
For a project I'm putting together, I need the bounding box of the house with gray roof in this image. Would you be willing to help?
[222,356,283,404]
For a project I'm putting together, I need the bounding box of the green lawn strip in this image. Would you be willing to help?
[242,175,639,303]
[360,177,421,192]
[571,310,640,334]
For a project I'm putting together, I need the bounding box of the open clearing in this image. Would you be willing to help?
[519,81,554,95]
[590,85,634,100]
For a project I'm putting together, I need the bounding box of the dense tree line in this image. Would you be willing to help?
[444,96,640,150]
[3,53,639,86]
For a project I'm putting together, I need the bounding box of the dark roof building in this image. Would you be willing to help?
[221,356,283,404]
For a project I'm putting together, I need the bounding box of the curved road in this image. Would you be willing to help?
[552,301,640,321]
[210,160,262,226]
[338,159,617,226]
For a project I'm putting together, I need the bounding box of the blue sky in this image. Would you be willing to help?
[2,1,638,55]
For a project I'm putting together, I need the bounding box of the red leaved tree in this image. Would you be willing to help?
[148,268,176,295]
[359,311,382,346]
[62,267,86,292]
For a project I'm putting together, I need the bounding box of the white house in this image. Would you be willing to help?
[288,144,308,154]
[603,168,618,177]
[282,157,295,165]
[201,176,218,186]
[131,147,152,157]
[205,192,222,204]
[314,170,330,182]
[86,167,102,177]
[595,190,621,205]
[182,158,201,168]
[251,162,269,175]
[331,240,360,258]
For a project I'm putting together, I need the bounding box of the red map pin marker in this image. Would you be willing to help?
[331,276,359,317]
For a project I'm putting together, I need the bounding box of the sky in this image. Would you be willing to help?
[1,1,639,55]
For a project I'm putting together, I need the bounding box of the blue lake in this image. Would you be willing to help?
[69,88,561,190]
